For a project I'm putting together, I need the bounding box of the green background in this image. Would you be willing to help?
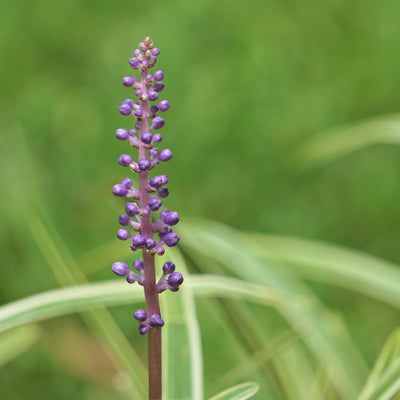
[1,0,400,398]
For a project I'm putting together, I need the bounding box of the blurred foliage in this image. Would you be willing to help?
[1,0,400,398]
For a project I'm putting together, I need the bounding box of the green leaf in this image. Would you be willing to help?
[178,218,368,400]
[0,325,41,368]
[161,247,203,400]
[358,330,400,400]
[208,382,260,400]
[248,233,400,309]
[295,114,400,169]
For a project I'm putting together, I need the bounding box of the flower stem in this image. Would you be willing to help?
[139,69,162,400]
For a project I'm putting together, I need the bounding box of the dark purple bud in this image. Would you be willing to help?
[126,274,138,284]
[138,159,151,171]
[112,184,128,197]
[149,314,164,327]
[168,272,184,287]
[129,58,139,69]
[160,175,168,185]
[139,325,149,335]
[148,197,162,211]
[135,89,143,97]
[141,133,153,144]
[152,117,165,129]
[119,215,130,226]
[126,202,139,216]
[162,261,175,275]
[152,133,163,143]
[158,100,170,112]
[116,128,129,140]
[132,259,144,271]
[119,104,132,116]
[158,149,173,161]
[153,82,165,92]
[122,99,134,107]
[158,187,169,198]
[152,48,160,56]
[158,226,172,240]
[132,234,146,248]
[145,238,157,249]
[122,77,135,87]
[121,178,133,188]
[134,109,143,118]
[148,91,159,101]
[149,176,163,188]
[156,247,165,255]
[160,209,170,220]
[130,243,138,251]
[118,154,133,166]
[135,122,141,130]
[164,211,180,226]
[153,70,164,81]
[112,262,130,276]
[163,232,180,247]
[117,229,131,240]
[133,309,147,322]
[150,105,159,113]
[128,129,137,137]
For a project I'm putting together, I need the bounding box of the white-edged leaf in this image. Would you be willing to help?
[208,382,260,400]
[295,114,400,168]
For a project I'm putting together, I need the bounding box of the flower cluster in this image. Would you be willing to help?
[111,37,183,335]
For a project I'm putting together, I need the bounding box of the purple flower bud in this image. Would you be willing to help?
[122,99,134,107]
[119,214,130,226]
[125,202,139,216]
[130,243,138,251]
[158,149,173,162]
[163,232,180,247]
[153,82,165,92]
[156,247,165,255]
[133,49,141,57]
[135,89,143,97]
[149,176,163,188]
[160,209,170,220]
[121,178,132,188]
[112,184,128,197]
[148,91,159,101]
[150,149,159,158]
[141,133,153,144]
[138,159,151,171]
[118,154,133,166]
[152,133,163,143]
[158,100,170,112]
[117,229,131,240]
[122,77,135,87]
[152,117,165,129]
[149,314,164,327]
[159,227,172,240]
[132,259,144,271]
[153,70,164,81]
[150,105,158,113]
[152,48,160,56]
[141,208,150,217]
[162,261,175,275]
[168,272,183,287]
[148,197,162,211]
[132,234,146,248]
[134,309,147,322]
[134,109,143,118]
[128,129,137,137]
[164,211,180,226]
[146,238,157,249]
[158,187,169,198]
[112,262,130,276]
[116,128,129,140]
[119,104,132,116]
[129,58,139,69]
[126,274,138,284]
[139,325,149,335]
[160,175,168,185]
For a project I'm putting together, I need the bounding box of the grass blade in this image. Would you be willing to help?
[208,382,260,400]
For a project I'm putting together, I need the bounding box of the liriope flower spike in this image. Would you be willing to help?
[111,37,182,400]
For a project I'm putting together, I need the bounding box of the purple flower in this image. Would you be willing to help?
[153,82,165,92]
[133,309,147,322]
[148,91,159,101]
[132,259,144,271]
[158,149,173,162]
[148,197,162,211]
[112,184,128,197]
[118,154,133,166]
[168,272,184,287]
[117,229,131,240]
[164,211,180,226]
[153,71,164,81]
[132,234,146,248]
[152,133,163,143]
[158,100,170,112]
[116,128,129,140]
[163,232,180,247]
[149,314,164,327]
[125,202,139,216]
[162,261,175,275]
[112,262,130,276]
[141,133,153,144]
[152,117,165,129]
[139,325,149,335]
